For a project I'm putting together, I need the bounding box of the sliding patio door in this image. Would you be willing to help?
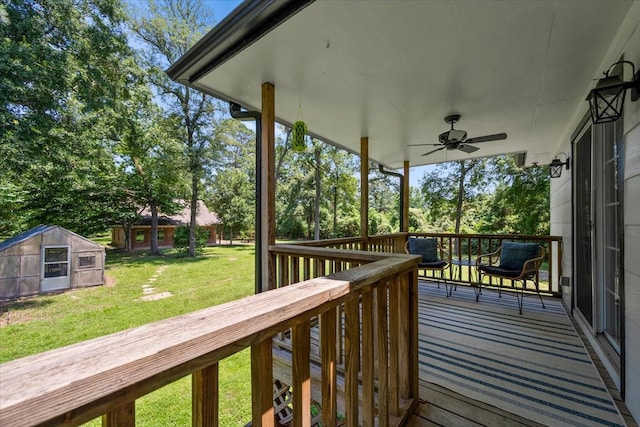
[573,119,623,354]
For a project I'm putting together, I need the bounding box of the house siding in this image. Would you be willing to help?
[550,3,640,420]
[624,123,640,420]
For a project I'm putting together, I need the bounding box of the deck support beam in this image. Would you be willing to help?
[360,137,369,250]
[403,161,410,233]
[261,82,276,291]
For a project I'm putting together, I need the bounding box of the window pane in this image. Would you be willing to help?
[79,256,95,269]
[136,230,145,242]
[44,263,67,278]
[45,247,68,262]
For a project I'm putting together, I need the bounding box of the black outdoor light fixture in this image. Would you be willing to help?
[586,60,640,124]
[549,153,570,179]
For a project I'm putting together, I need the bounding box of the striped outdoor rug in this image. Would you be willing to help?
[418,283,626,427]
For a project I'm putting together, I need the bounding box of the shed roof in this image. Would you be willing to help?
[0,225,103,252]
[0,225,54,252]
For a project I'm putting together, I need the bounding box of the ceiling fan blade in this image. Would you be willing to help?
[465,133,507,144]
[407,143,441,147]
[421,146,446,156]
[458,144,479,153]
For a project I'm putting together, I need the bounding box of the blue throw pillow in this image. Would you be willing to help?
[408,237,438,263]
[499,242,540,271]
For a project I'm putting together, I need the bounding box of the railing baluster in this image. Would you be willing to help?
[361,289,375,426]
[344,296,360,427]
[320,308,337,426]
[389,276,400,416]
[251,338,274,427]
[292,320,311,427]
[102,402,135,427]
[192,364,219,427]
[376,282,389,426]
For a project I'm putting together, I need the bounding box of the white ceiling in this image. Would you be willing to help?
[179,0,634,169]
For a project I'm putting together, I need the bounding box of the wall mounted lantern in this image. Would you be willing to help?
[586,60,640,124]
[549,153,570,178]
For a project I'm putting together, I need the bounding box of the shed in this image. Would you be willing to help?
[0,225,105,299]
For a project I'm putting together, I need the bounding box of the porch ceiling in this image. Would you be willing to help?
[168,0,633,169]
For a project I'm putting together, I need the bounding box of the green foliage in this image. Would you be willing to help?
[1,0,140,235]
[209,168,253,240]
[128,0,219,257]
[417,155,550,235]
[173,225,209,252]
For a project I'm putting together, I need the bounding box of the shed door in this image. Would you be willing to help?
[41,246,71,292]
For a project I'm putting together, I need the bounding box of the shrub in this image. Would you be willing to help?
[173,225,210,252]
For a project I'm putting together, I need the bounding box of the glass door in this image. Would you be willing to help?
[600,121,622,352]
[574,127,593,326]
[41,246,71,292]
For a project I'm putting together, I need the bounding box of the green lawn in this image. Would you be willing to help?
[0,245,256,425]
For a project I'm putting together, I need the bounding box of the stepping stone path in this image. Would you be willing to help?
[138,265,173,301]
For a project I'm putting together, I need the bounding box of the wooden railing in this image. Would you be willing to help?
[410,233,563,294]
[0,246,420,427]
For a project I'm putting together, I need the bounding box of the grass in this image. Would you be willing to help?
[0,245,256,425]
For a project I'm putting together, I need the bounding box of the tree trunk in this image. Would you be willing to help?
[189,176,198,257]
[454,160,466,257]
[149,202,160,256]
[455,160,466,235]
[123,225,132,251]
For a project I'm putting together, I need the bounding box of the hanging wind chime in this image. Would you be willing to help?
[291,105,307,152]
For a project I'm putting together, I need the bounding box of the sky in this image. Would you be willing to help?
[208,0,242,22]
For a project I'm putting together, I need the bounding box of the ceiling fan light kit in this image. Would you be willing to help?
[412,114,508,157]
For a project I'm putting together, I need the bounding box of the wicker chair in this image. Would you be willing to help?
[405,237,453,296]
[475,242,546,314]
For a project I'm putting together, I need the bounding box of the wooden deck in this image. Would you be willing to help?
[408,281,638,427]
[409,381,545,427]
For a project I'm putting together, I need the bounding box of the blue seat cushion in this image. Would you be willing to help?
[499,242,540,271]
[418,260,447,269]
[408,237,438,263]
[479,265,522,278]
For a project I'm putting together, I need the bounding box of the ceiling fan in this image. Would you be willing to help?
[409,114,507,156]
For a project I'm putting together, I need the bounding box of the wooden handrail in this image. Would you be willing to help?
[0,247,419,427]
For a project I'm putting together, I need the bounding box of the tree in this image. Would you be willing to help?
[476,160,550,235]
[210,169,252,244]
[418,155,550,237]
[1,0,140,236]
[117,94,188,254]
[419,158,490,234]
[128,0,220,257]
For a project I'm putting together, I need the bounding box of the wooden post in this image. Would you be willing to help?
[102,402,134,427]
[261,82,276,291]
[193,364,219,427]
[361,137,369,250]
[403,161,410,233]
[251,338,274,427]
